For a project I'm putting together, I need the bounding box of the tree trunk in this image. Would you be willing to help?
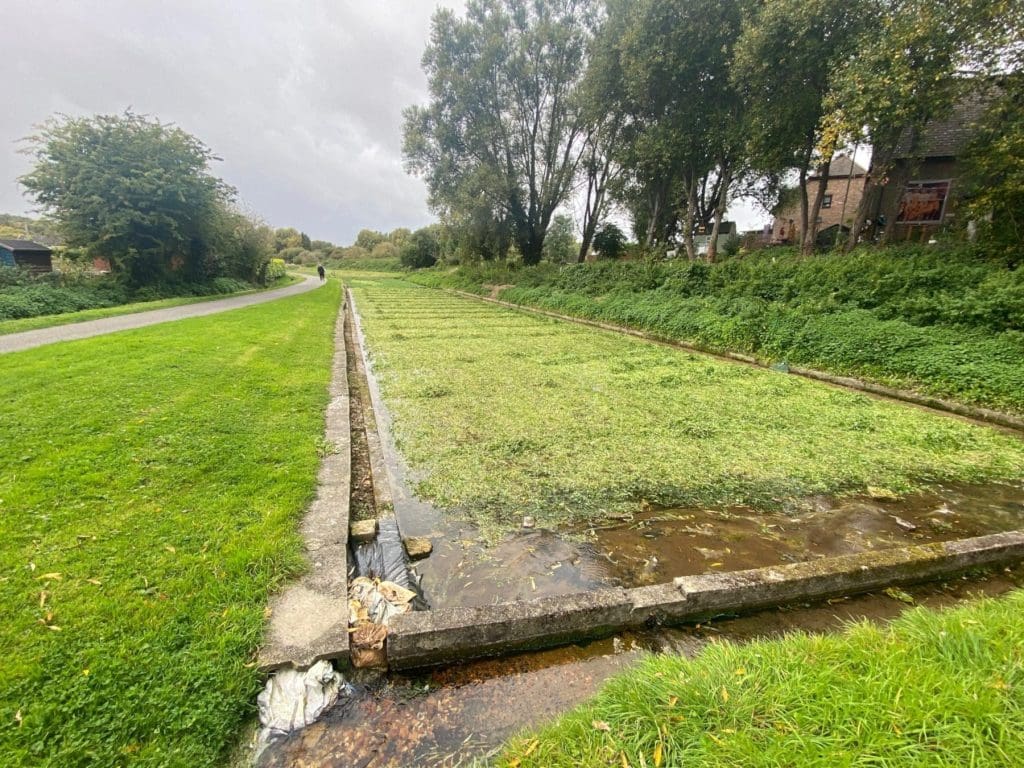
[797,165,810,251]
[802,154,833,255]
[705,166,732,264]
[682,177,698,260]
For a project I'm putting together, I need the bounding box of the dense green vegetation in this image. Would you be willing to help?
[20,112,274,286]
[403,0,1021,263]
[0,275,301,335]
[351,276,1024,535]
[410,246,1024,414]
[498,589,1024,767]
[0,267,264,324]
[0,283,341,766]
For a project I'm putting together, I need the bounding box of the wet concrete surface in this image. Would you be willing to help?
[258,563,1024,768]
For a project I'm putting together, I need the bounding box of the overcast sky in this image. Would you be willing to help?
[3,0,771,246]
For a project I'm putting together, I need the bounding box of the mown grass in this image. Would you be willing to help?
[0,274,302,336]
[0,281,341,767]
[409,246,1024,414]
[349,277,1024,536]
[497,589,1024,767]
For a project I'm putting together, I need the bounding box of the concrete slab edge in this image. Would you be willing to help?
[258,294,352,673]
[449,290,1024,434]
[387,530,1024,671]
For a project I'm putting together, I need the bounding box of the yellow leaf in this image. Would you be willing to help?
[654,741,663,767]
[709,562,723,568]
[82,669,89,676]
[721,686,729,703]
[37,573,62,581]
[47,625,61,632]
[667,696,678,708]
[164,545,176,554]
[523,739,539,757]
[593,720,611,732]
[85,579,102,586]
[735,668,746,676]
[508,760,521,768]
[621,751,631,768]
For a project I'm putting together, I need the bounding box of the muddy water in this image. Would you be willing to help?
[258,564,1024,768]
[398,478,1024,608]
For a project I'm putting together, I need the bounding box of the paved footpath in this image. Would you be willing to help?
[0,275,323,355]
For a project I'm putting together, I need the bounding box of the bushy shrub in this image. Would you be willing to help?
[265,258,287,281]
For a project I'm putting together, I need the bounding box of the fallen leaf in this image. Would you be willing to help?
[85,579,102,586]
[621,751,630,768]
[14,710,22,727]
[667,696,678,708]
[37,573,62,581]
[39,591,47,608]
[653,741,663,767]
[523,739,540,757]
[592,720,611,732]
[164,545,176,554]
[735,667,747,676]
[721,686,729,703]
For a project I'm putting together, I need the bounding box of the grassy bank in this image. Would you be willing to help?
[409,246,1024,414]
[498,588,1024,767]
[0,282,341,766]
[350,277,1024,536]
[0,274,302,335]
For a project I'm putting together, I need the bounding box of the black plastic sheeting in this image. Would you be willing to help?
[352,518,429,609]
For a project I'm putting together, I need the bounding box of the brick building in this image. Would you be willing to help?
[771,155,867,246]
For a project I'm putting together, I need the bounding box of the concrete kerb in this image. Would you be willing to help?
[449,290,1024,434]
[388,531,1024,670]
[258,294,352,673]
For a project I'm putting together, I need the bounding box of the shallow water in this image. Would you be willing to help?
[399,478,1024,608]
[258,565,1024,768]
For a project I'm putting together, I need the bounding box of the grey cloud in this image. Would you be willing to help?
[2,0,464,244]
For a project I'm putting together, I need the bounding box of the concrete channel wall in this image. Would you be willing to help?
[451,290,1024,434]
[387,531,1024,670]
[258,297,353,672]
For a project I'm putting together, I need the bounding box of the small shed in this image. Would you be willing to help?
[0,239,53,275]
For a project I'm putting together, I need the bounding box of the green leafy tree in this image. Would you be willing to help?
[542,214,578,263]
[605,0,748,262]
[733,0,865,254]
[20,111,233,284]
[274,227,303,252]
[592,222,626,259]
[400,226,442,269]
[403,0,599,266]
[960,73,1024,254]
[355,229,386,251]
[834,0,1020,248]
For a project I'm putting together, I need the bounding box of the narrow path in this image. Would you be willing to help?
[0,275,323,354]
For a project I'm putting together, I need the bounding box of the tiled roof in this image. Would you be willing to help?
[893,90,991,159]
[810,155,867,179]
[0,239,52,252]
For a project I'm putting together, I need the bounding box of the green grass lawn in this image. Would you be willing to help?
[0,281,341,767]
[498,589,1024,767]
[350,277,1024,537]
[0,274,303,336]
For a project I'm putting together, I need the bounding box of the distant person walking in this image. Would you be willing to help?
[317,264,326,282]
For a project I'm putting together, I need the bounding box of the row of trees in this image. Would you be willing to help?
[20,112,279,285]
[403,0,1023,262]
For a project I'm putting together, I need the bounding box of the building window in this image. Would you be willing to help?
[821,193,833,209]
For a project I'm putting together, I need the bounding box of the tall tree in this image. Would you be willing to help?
[608,0,748,262]
[20,111,233,284]
[403,0,598,265]
[835,0,1020,249]
[733,0,865,254]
